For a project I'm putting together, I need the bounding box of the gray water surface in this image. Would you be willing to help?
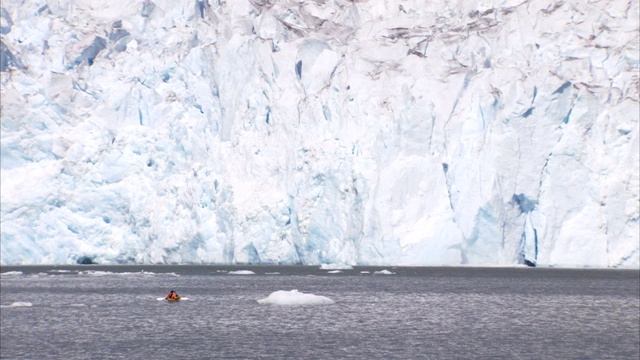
[1,266,638,359]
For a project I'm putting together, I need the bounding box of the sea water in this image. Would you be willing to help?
[0,266,638,360]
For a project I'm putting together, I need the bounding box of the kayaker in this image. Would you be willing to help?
[166,290,180,300]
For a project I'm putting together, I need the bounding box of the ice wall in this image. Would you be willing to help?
[1,0,638,267]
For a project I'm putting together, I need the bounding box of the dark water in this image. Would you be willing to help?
[1,266,638,360]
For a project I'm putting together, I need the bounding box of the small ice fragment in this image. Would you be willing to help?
[1,301,33,308]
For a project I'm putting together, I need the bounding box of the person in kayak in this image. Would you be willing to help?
[166,290,180,300]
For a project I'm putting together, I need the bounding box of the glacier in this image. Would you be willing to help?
[0,0,638,267]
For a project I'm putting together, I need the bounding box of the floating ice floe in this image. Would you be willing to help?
[77,270,179,277]
[79,270,147,276]
[1,271,23,276]
[327,270,342,274]
[0,302,32,308]
[228,270,255,275]
[320,263,353,270]
[373,270,395,275]
[257,290,335,305]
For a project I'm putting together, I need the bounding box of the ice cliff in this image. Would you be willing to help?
[1,0,638,267]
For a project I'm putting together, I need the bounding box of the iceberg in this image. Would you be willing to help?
[257,290,334,305]
[373,270,395,275]
[228,270,256,275]
[0,0,638,268]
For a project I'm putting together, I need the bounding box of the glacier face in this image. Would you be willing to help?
[0,0,638,267]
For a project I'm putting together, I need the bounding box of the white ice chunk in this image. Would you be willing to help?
[320,263,353,270]
[373,270,395,275]
[257,290,334,305]
[228,270,256,275]
[0,271,23,276]
[0,302,33,308]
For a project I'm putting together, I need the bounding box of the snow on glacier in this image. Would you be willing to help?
[0,0,638,267]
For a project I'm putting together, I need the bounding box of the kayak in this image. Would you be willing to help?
[156,296,186,301]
